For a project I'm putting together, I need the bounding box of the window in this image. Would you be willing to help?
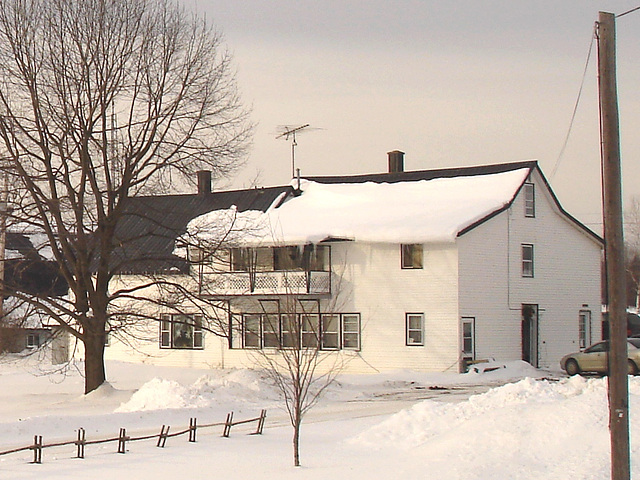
[401,244,423,269]
[243,314,261,348]
[238,312,360,351]
[321,314,340,349]
[342,314,361,350]
[584,341,608,354]
[263,314,280,348]
[524,183,535,217]
[461,317,475,356]
[301,314,319,347]
[26,333,40,349]
[406,313,424,346]
[281,314,297,348]
[159,314,204,349]
[304,244,329,271]
[274,246,303,271]
[229,245,329,272]
[230,247,272,272]
[188,244,205,264]
[231,247,251,272]
[522,244,534,277]
[578,310,592,349]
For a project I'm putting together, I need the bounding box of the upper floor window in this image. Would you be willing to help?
[160,314,204,349]
[231,247,272,272]
[524,183,535,218]
[401,244,423,269]
[188,244,205,264]
[230,245,329,272]
[522,244,534,277]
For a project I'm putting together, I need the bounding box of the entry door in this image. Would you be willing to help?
[521,304,539,367]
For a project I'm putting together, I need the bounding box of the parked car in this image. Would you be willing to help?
[560,339,640,376]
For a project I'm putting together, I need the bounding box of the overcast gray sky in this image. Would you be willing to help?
[189,1,640,232]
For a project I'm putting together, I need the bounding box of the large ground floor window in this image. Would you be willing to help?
[239,312,360,351]
[160,314,204,349]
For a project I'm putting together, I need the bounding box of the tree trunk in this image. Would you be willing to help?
[83,327,106,394]
[293,419,300,467]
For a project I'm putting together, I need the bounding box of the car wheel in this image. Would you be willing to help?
[565,359,580,376]
[628,360,638,376]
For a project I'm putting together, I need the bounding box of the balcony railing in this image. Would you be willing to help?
[199,270,331,296]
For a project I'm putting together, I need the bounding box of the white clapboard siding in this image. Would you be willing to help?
[458,169,601,369]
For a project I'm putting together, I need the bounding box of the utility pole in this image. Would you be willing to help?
[597,11,629,480]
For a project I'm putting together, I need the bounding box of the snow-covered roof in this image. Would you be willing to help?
[188,165,531,245]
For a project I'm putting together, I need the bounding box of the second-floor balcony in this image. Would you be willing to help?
[200,270,331,296]
[190,244,332,296]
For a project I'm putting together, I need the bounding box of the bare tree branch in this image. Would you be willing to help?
[0,0,251,393]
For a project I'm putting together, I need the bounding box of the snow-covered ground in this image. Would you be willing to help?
[0,354,637,479]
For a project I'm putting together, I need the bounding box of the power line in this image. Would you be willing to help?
[616,6,640,18]
[549,24,597,180]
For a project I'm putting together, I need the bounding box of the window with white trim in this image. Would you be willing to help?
[578,310,592,349]
[524,183,535,218]
[159,314,204,349]
[321,314,340,350]
[406,313,424,346]
[237,313,360,351]
[342,314,361,350]
[243,314,261,348]
[301,314,319,348]
[263,313,280,348]
[522,244,534,278]
[461,317,475,356]
[281,314,297,348]
[401,244,423,269]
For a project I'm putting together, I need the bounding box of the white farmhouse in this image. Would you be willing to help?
[102,152,602,373]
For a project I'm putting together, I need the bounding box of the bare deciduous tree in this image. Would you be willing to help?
[625,196,640,308]
[256,296,343,467]
[234,247,350,467]
[0,0,251,393]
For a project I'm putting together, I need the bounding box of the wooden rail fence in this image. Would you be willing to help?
[0,409,267,465]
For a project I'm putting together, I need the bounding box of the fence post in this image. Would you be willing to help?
[157,425,170,448]
[31,435,43,464]
[188,418,197,443]
[76,428,86,458]
[222,412,234,438]
[117,428,129,454]
[254,409,267,435]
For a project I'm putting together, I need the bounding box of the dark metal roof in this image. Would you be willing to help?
[6,232,38,258]
[304,160,539,184]
[4,232,68,297]
[110,185,293,274]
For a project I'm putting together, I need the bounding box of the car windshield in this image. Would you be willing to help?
[628,338,640,349]
[584,341,609,353]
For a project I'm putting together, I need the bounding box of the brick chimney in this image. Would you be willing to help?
[387,150,405,173]
[197,170,212,195]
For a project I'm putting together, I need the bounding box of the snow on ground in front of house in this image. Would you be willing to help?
[0,354,637,479]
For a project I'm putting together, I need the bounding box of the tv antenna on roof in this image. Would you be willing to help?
[276,124,314,178]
